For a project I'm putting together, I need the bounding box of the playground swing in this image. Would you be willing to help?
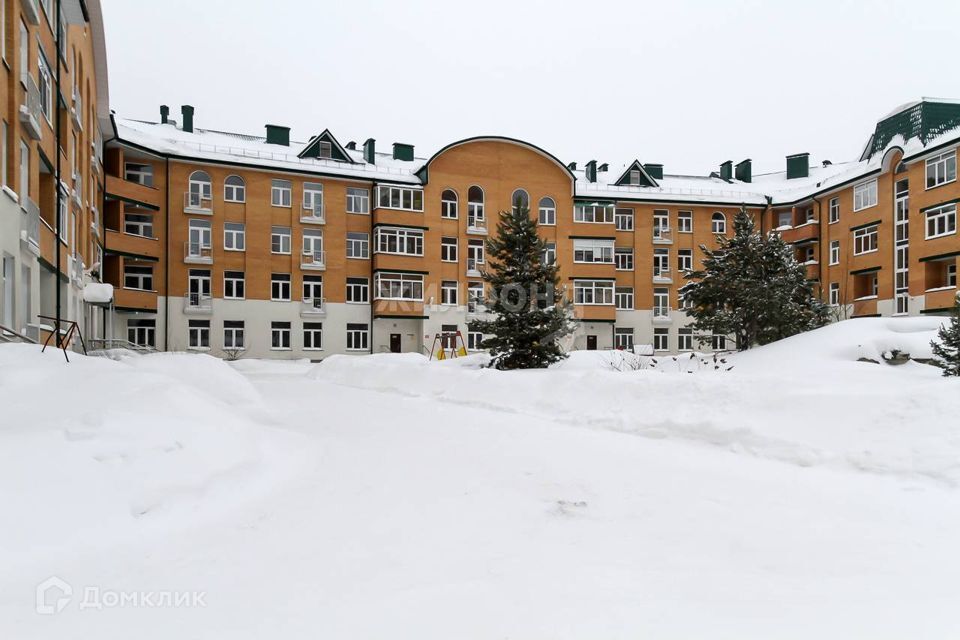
[428,330,468,361]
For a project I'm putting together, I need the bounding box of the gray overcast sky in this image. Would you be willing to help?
[102,0,960,176]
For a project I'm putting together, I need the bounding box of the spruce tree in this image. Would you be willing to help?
[930,296,960,376]
[468,201,573,370]
[679,208,830,350]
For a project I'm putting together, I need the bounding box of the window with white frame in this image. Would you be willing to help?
[511,189,529,213]
[614,328,634,351]
[467,331,484,350]
[678,328,693,351]
[678,249,693,272]
[776,211,792,228]
[271,226,291,254]
[538,197,556,225]
[615,247,634,271]
[223,320,245,350]
[467,240,485,268]
[224,222,245,251]
[653,328,669,351]
[615,287,634,310]
[317,141,332,158]
[38,51,52,123]
[678,211,693,233]
[542,242,556,266]
[346,187,370,214]
[346,323,369,351]
[375,272,424,301]
[271,179,292,207]
[853,225,878,255]
[346,277,369,303]
[441,281,458,305]
[711,212,726,234]
[615,208,634,231]
[124,163,153,187]
[124,212,153,237]
[302,229,324,262]
[303,322,323,350]
[271,322,291,350]
[271,273,291,301]
[467,282,484,310]
[224,175,245,202]
[829,197,839,224]
[376,185,424,211]
[925,150,957,189]
[441,237,458,262]
[925,203,956,239]
[853,180,878,211]
[303,182,324,216]
[441,189,458,219]
[123,265,153,291]
[375,227,424,256]
[224,271,245,299]
[188,170,212,205]
[467,186,484,224]
[653,248,670,277]
[188,319,210,349]
[303,275,323,304]
[653,288,669,314]
[346,232,369,258]
[829,282,840,306]
[653,210,670,239]
[629,169,642,185]
[947,263,957,287]
[573,280,614,305]
[829,240,840,265]
[127,319,155,347]
[711,334,727,351]
[19,139,28,200]
[573,238,614,263]
[574,203,614,223]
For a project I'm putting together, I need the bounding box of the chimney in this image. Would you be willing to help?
[363,138,376,164]
[786,153,809,179]
[567,161,577,171]
[644,163,663,180]
[735,159,752,183]
[160,105,169,124]
[585,160,597,183]
[719,160,733,181]
[181,105,194,133]
[346,141,357,150]
[392,142,414,161]
[598,163,608,172]
[265,124,290,146]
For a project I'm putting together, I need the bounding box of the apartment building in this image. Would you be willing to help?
[0,0,108,345]
[96,98,960,359]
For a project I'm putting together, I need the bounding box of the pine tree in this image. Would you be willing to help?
[468,201,573,369]
[930,296,960,376]
[679,208,830,350]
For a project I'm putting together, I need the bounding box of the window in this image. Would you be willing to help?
[303,275,323,303]
[615,287,634,310]
[678,328,693,351]
[653,210,670,240]
[711,212,726,234]
[829,282,840,306]
[376,185,424,212]
[187,170,212,206]
[224,175,245,202]
[467,186,484,224]
[925,150,957,189]
[574,203,614,223]
[317,141,333,159]
[123,265,153,290]
[125,163,153,187]
[346,324,369,351]
[629,169,642,185]
[38,52,52,123]
[346,187,370,214]
[615,208,634,231]
[654,288,670,315]
[801,245,816,263]
[271,273,291,301]
[615,328,634,351]
[441,281,458,305]
[375,227,424,256]
[303,182,324,216]
[829,240,840,265]
[19,140,28,200]
[188,270,212,304]
[303,322,323,350]
[678,211,693,233]
[511,189,529,213]
[271,226,291,254]
[271,322,291,350]
[1,121,6,188]
[271,179,292,207]
[374,272,424,301]
[124,212,154,238]
[573,239,614,263]
[776,211,792,228]
[223,320,245,350]
[615,248,634,271]
[653,328,669,351]
[127,319,155,348]
[467,331,484,351]
[187,219,212,258]
[925,203,956,239]
[346,277,369,303]
[224,271,245,299]
[441,237,458,262]
[188,320,210,350]
[853,225,878,255]
[678,249,693,272]
[654,248,670,278]
[711,335,727,351]
[853,180,878,211]
[346,232,369,259]
[224,222,245,251]
[948,264,957,288]
[573,280,614,305]
[302,229,324,263]
[804,207,815,223]
[539,197,556,225]
[441,189,458,219]
[467,240,485,269]
[829,197,840,224]
[542,242,556,266]
[467,282,484,311]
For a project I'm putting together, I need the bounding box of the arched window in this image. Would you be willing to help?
[187,170,212,208]
[511,189,529,213]
[441,189,458,219]
[224,175,245,203]
[711,212,726,234]
[538,197,556,225]
[468,186,484,227]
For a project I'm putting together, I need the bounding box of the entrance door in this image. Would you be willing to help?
[586,335,597,350]
[389,333,401,353]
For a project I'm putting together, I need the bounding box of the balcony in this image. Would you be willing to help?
[653,267,672,283]
[779,222,820,245]
[183,293,213,314]
[20,0,40,24]
[184,242,213,264]
[804,262,820,280]
[184,191,213,215]
[301,250,326,271]
[105,228,160,260]
[467,258,483,277]
[300,297,327,317]
[653,228,673,244]
[115,288,158,312]
[19,73,43,141]
[301,204,325,225]
[467,216,488,235]
[924,286,959,312]
[652,306,673,323]
[852,296,878,317]
[106,174,161,209]
[71,89,83,130]
[20,198,40,256]
[69,253,84,285]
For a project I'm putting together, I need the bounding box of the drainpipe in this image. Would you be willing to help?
[164,156,170,351]
[54,0,63,346]
[812,195,823,297]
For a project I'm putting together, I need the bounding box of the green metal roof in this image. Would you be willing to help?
[863,100,960,160]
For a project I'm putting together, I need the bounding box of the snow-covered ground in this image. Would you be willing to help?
[1,318,959,638]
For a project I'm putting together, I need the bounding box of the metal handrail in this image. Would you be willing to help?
[20,72,42,122]
[0,323,37,344]
[88,338,156,353]
[184,191,212,211]
[302,249,326,266]
[184,293,212,309]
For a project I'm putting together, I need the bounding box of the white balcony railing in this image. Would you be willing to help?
[71,88,83,129]
[301,202,325,224]
[653,227,672,242]
[300,297,326,316]
[301,249,326,270]
[652,306,672,321]
[184,241,213,263]
[20,198,40,250]
[467,258,483,275]
[467,215,487,234]
[19,73,42,141]
[183,293,212,313]
[653,266,672,281]
[184,191,213,214]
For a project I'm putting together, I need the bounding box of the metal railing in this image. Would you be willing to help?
[21,198,40,247]
[0,323,37,344]
[300,297,326,314]
[184,241,213,263]
[88,338,156,354]
[301,249,326,268]
[467,215,487,232]
[467,258,483,274]
[653,265,672,279]
[652,305,672,319]
[19,73,42,139]
[184,191,213,212]
[653,227,672,242]
[301,202,325,223]
[71,88,83,129]
[184,293,213,312]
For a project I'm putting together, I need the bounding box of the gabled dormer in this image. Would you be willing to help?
[613,160,659,187]
[297,129,356,163]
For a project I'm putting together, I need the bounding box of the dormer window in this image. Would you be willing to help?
[318,141,333,159]
[629,170,641,185]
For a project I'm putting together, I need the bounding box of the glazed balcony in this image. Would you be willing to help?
[105,228,160,260]
[105,174,161,209]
